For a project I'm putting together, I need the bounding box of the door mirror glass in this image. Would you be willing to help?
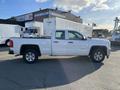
[83,36,87,40]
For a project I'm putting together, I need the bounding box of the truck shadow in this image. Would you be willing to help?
[0,56,103,90]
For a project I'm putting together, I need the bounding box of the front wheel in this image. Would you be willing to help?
[23,49,38,64]
[90,48,105,63]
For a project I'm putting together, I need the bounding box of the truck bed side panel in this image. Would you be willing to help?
[11,38,51,55]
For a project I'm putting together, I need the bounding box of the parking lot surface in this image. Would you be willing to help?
[0,46,120,90]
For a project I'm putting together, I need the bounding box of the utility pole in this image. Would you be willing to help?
[114,17,120,30]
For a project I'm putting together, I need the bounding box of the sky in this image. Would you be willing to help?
[0,0,120,30]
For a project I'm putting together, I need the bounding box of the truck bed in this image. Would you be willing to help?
[10,37,52,55]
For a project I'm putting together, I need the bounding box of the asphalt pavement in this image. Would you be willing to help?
[0,46,120,90]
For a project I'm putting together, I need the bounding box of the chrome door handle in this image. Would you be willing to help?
[68,42,73,43]
[54,41,59,43]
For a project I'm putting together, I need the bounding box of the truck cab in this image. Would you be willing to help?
[51,30,88,56]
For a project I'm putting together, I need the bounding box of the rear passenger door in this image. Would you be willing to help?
[52,31,67,55]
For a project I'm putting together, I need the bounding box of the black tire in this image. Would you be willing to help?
[90,48,105,63]
[23,49,38,64]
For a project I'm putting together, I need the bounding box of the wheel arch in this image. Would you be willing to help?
[20,44,41,56]
[89,46,107,56]
[5,39,10,45]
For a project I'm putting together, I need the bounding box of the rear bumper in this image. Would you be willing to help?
[9,49,14,54]
[0,40,6,45]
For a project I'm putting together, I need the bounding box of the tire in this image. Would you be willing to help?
[23,49,38,64]
[90,48,105,63]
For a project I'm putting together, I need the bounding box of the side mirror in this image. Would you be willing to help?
[82,36,87,40]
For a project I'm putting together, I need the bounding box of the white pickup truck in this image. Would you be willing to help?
[9,30,111,63]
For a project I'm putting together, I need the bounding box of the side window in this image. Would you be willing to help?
[55,31,65,39]
[68,31,83,40]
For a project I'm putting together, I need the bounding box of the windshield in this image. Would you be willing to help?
[24,29,38,34]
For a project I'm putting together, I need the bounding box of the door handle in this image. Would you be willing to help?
[54,41,59,43]
[68,42,73,43]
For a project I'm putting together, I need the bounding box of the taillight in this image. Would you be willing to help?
[9,40,13,48]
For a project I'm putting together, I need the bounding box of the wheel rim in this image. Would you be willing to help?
[25,52,35,62]
[94,51,103,61]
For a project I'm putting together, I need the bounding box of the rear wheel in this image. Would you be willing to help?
[90,48,105,63]
[23,49,38,64]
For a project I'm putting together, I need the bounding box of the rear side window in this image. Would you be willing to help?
[55,31,65,39]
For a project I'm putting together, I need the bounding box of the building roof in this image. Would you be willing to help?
[8,8,83,23]
[32,8,82,22]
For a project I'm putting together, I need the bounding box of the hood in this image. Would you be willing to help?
[87,38,110,47]
[90,38,109,42]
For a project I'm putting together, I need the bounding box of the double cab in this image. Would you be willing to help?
[9,30,111,63]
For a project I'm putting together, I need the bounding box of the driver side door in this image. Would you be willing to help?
[66,31,89,56]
